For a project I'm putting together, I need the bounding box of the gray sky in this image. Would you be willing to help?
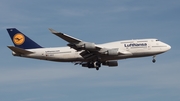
[0,0,180,101]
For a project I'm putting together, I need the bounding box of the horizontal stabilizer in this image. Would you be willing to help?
[7,46,34,54]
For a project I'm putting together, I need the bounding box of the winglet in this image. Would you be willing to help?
[49,28,82,43]
[49,28,59,34]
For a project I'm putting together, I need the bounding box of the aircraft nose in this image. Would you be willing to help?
[163,43,171,51]
[167,44,171,50]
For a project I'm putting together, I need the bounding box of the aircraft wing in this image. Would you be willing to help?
[49,28,101,51]
[49,28,131,57]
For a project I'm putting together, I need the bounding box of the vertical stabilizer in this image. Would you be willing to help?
[7,28,42,49]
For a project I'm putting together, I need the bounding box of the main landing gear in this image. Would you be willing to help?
[152,56,156,63]
[87,61,101,70]
[96,67,99,70]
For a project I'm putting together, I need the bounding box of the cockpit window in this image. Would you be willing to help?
[156,39,159,41]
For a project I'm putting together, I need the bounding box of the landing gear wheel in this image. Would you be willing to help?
[87,61,101,70]
[152,56,156,63]
[96,67,99,70]
[94,61,101,70]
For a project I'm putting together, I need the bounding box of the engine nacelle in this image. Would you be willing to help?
[83,42,96,50]
[82,63,89,67]
[105,48,119,55]
[102,61,118,67]
[76,42,96,50]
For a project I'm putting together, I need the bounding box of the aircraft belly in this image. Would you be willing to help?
[47,53,83,62]
[130,51,164,57]
[100,51,164,61]
[99,54,132,61]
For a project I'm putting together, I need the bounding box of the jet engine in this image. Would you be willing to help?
[76,42,96,50]
[105,49,119,55]
[99,48,119,55]
[102,61,118,67]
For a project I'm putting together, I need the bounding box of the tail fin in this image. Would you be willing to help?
[7,28,42,49]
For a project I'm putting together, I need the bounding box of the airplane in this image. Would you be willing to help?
[6,28,171,70]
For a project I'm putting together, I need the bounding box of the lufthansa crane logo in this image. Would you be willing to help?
[13,33,25,45]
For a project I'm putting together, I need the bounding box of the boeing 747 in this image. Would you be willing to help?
[7,28,171,70]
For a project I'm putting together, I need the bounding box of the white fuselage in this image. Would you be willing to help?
[14,39,171,62]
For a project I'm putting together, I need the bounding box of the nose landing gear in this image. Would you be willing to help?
[152,56,156,63]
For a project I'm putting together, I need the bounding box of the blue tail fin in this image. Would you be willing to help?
[7,28,42,49]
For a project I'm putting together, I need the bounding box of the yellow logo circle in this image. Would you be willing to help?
[13,33,25,45]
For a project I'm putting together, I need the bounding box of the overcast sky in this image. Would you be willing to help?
[0,0,180,101]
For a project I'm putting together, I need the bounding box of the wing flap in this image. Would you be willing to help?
[7,46,34,54]
[80,51,97,60]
